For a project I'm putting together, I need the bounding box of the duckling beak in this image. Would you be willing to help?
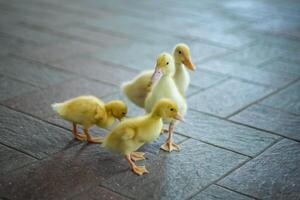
[183,56,196,71]
[173,113,184,122]
[151,66,163,83]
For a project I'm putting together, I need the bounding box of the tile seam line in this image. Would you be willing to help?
[197,67,298,88]
[0,72,39,88]
[188,107,299,142]
[174,132,252,158]
[0,141,40,160]
[214,183,261,200]
[0,102,77,134]
[225,76,300,119]
[257,102,300,117]
[19,21,134,49]
[7,53,120,88]
[186,137,284,200]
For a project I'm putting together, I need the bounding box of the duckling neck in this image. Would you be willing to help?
[97,106,115,128]
[173,62,190,95]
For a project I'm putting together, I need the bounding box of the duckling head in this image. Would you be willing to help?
[152,98,183,121]
[105,100,128,121]
[173,43,195,71]
[151,52,175,83]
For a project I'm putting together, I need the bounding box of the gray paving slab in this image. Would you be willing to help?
[230,104,300,141]
[3,78,117,119]
[188,79,272,117]
[261,80,300,115]
[176,109,280,157]
[191,184,254,200]
[219,139,300,200]
[201,59,298,88]
[101,139,248,200]
[0,143,127,200]
[259,58,300,76]
[0,55,75,88]
[0,75,37,102]
[0,105,73,159]
[0,144,36,174]
[52,55,138,86]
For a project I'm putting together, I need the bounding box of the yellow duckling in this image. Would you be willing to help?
[102,98,182,175]
[52,95,127,144]
[121,43,195,108]
[145,53,187,152]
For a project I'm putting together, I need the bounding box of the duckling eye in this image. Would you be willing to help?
[166,62,169,65]
[122,112,126,115]
[179,51,182,54]
[170,108,174,111]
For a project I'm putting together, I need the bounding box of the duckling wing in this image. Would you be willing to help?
[94,105,105,121]
[121,127,136,140]
[121,70,153,108]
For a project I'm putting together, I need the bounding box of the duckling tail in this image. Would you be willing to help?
[51,103,64,115]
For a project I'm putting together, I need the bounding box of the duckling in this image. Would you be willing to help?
[121,43,195,108]
[52,96,127,144]
[145,53,187,152]
[102,98,182,175]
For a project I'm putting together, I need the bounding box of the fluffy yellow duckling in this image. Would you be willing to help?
[121,43,195,108]
[145,53,187,152]
[102,98,182,175]
[52,96,127,144]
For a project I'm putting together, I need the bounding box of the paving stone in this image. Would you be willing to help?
[0,143,128,200]
[0,75,37,102]
[52,55,138,86]
[71,186,128,200]
[230,104,300,141]
[250,17,300,39]
[0,105,73,159]
[181,26,254,49]
[190,68,229,90]
[191,184,254,200]
[259,59,300,76]
[188,79,272,117]
[176,109,279,156]
[14,40,101,64]
[221,43,287,66]
[187,85,200,97]
[3,78,117,119]
[0,56,75,88]
[101,139,247,200]
[0,144,36,174]
[219,139,300,200]
[0,33,40,56]
[0,23,66,46]
[58,25,129,47]
[200,59,298,88]
[260,81,300,115]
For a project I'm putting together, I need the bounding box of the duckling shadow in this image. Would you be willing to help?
[61,139,81,151]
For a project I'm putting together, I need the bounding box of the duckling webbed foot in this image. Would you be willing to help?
[131,152,146,161]
[132,165,149,176]
[160,140,181,152]
[84,128,102,144]
[75,133,87,141]
[72,123,87,141]
[87,136,103,144]
[126,154,149,175]
[160,121,180,152]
